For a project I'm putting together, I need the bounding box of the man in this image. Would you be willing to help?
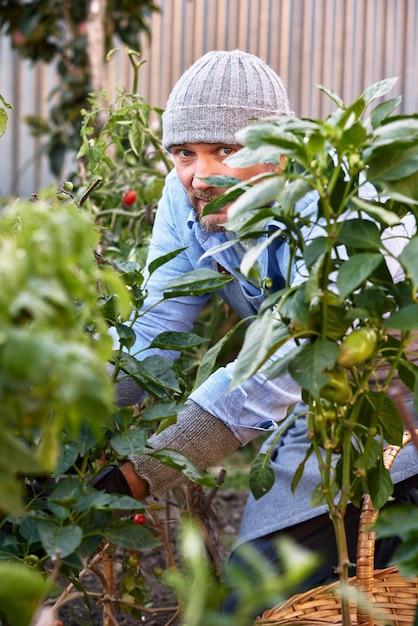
[97,50,418,615]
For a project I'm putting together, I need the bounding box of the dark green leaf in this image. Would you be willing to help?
[120,353,181,398]
[374,504,418,539]
[104,519,160,551]
[367,145,418,182]
[72,491,141,514]
[381,171,418,205]
[55,441,79,476]
[399,239,418,289]
[291,444,314,494]
[249,453,275,500]
[227,177,284,225]
[164,269,233,297]
[304,237,328,269]
[202,187,245,215]
[150,331,209,350]
[110,428,148,457]
[336,219,382,249]
[367,465,393,511]
[231,314,290,388]
[37,520,83,558]
[288,339,339,397]
[142,400,179,422]
[148,247,188,275]
[194,318,249,389]
[148,448,216,487]
[385,304,418,331]
[336,253,383,299]
[114,323,137,350]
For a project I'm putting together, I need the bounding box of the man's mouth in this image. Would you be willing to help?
[189,191,220,211]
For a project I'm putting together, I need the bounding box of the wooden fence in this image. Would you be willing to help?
[1,0,417,196]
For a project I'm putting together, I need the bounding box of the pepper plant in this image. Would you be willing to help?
[193,77,418,624]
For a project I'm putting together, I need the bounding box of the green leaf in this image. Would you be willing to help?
[366,118,418,152]
[163,269,233,297]
[150,331,209,350]
[312,83,344,108]
[367,145,418,182]
[225,144,283,167]
[399,238,418,289]
[200,175,241,188]
[350,196,401,226]
[148,247,188,275]
[336,253,383,299]
[0,432,44,475]
[202,187,245,215]
[114,322,137,350]
[104,519,160,551]
[55,441,79,475]
[369,97,402,129]
[194,318,248,389]
[360,77,398,107]
[249,453,275,500]
[374,504,418,539]
[381,172,418,205]
[147,448,216,487]
[227,177,284,225]
[72,491,141,514]
[37,520,83,558]
[142,400,179,422]
[120,353,181,398]
[291,444,314,494]
[366,392,403,445]
[231,314,290,388]
[234,122,309,157]
[367,464,393,511]
[304,237,328,269]
[0,562,50,626]
[288,339,339,397]
[110,428,148,457]
[384,303,418,331]
[336,219,382,249]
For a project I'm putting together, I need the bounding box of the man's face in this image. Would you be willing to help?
[170,143,278,233]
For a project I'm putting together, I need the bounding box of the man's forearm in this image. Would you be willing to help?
[122,401,241,499]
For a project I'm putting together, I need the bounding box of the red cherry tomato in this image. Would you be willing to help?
[133,513,147,525]
[122,190,137,205]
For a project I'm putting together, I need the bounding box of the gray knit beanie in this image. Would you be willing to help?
[162,49,292,151]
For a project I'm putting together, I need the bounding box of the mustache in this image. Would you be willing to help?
[188,190,221,206]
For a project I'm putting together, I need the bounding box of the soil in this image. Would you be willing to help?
[54,486,249,626]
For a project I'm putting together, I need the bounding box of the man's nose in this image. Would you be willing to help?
[192,157,217,189]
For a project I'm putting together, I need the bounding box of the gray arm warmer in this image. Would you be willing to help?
[130,401,241,499]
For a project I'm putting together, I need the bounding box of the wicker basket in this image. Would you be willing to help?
[254,430,418,626]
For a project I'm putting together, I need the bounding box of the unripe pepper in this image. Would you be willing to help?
[337,327,378,367]
[320,367,352,405]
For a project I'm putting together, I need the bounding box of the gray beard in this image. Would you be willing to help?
[193,208,225,233]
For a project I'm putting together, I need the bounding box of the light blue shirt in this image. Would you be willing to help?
[124,169,319,444]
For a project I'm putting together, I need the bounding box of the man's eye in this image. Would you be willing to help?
[180,150,193,157]
[220,147,233,155]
